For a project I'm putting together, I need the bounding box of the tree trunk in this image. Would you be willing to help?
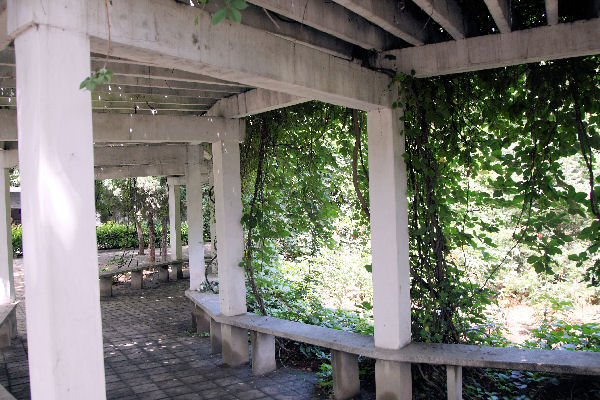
[160,214,168,262]
[135,220,145,255]
[148,211,156,263]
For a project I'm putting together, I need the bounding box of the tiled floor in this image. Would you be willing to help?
[0,257,322,399]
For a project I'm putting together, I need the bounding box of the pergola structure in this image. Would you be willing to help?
[0,0,599,399]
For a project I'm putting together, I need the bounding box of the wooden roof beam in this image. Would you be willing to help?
[246,0,398,50]
[411,0,467,39]
[331,0,429,46]
[483,0,512,33]
[375,17,600,77]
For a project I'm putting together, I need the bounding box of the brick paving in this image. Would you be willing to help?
[0,256,323,399]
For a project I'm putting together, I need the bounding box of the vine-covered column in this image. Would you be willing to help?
[186,145,205,291]
[0,151,14,305]
[367,107,412,398]
[9,0,107,398]
[213,133,248,366]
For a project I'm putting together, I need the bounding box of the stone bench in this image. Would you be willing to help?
[185,290,600,400]
[0,303,18,349]
[99,259,188,297]
[0,384,16,400]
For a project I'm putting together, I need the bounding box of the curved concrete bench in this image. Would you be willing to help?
[0,384,16,400]
[0,302,18,349]
[186,290,600,400]
[99,259,189,297]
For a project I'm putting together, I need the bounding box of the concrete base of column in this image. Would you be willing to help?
[99,277,113,297]
[251,331,276,376]
[158,266,169,282]
[191,307,210,334]
[131,271,143,290]
[375,360,412,400]
[221,325,248,367]
[0,309,17,348]
[331,350,360,400]
[210,319,222,354]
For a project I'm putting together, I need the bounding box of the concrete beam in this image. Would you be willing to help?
[167,176,187,186]
[206,89,308,118]
[376,17,600,77]
[82,0,393,111]
[247,0,397,50]
[94,164,187,180]
[0,109,245,143]
[0,1,8,52]
[94,144,188,167]
[411,0,466,39]
[546,0,559,25]
[331,0,428,46]
[484,0,511,33]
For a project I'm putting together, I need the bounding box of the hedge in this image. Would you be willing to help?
[12,221,189,257]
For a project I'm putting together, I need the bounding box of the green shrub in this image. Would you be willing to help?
[11,224,22,257]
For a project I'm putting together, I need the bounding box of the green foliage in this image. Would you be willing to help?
[11,224,21,257]
[79,68,113,91]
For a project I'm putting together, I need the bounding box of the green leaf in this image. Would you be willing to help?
[364,264,372,273]
[212,8,227,25]
[231,0,248,10]
[194,15,199,25]
[229,7,242,23]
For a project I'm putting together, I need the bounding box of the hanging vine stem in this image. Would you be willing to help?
[351,109,371,219]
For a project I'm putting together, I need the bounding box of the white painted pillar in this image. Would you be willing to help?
[0,152,14,304]
[9,1,106,398]
[186,145,205,291]
[367,108,412,399]
[168,183,182,261]
[212,140,246,316]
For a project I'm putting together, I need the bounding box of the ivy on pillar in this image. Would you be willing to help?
[367,107,412,399]
[8,0,107,398]
[186,146,205,291]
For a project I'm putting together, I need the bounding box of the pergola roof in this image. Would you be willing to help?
[1,0,599,119]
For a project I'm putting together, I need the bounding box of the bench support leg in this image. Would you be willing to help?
[99,277,112,297]
[169,266,178,281]
[191,307,210,334]
[251,331,276,376]
[210,319,222,354]
[158,266,169,282]
[221,325,248,367]
[331,350,360,400]
[447,365,462,400]
[0,308,16,348]
[130,271,143,290]
[375,360,411,400]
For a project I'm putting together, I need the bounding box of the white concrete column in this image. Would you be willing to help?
[0,153,14,304]
[367,108,412,399]
[212,140,246,316]
[10,1,106,398]
[186,145,205,291]
[168,183,182,261]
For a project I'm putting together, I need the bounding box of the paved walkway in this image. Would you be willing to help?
[0,255,322,399]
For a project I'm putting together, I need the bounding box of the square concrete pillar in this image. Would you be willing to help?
[10,1,107,397]
[447,365,462,400]
[99,277,113,297]
[191,307,210,334]
[221,324,249,367]
[0,162,15,304]
[368,108,412,398]
[331,350,360,400]
[186,146,205,291]
[210,319,222,354]
[375,360,412,400]
[130,271,143,290]
[168,182,183,279]
[158,265,169,282]
[212,140,246,317]
[250,331,276,376]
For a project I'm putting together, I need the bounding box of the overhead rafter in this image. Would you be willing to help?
[483,0,512,33]
[246,0,399,50]
[0,109,245,143]
[375,17,600,77]
[411,0,466,39]
[545,0,559,25]
[331,0,428,46]
[206,88,309,118]
[94,164,186,180]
